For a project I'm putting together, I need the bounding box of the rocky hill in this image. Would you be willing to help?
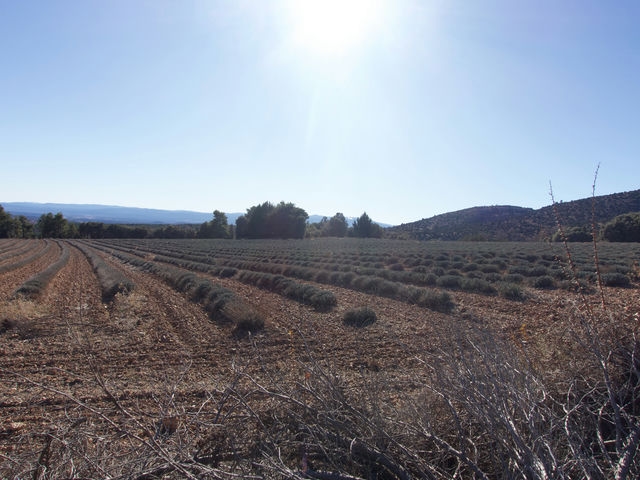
[387,189,640,241]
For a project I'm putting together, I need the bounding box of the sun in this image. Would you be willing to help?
[283,0,386,57]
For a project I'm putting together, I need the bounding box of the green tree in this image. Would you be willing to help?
[105,224,132,238]
[36,212,75,238]
[79,222,106,239]
[199,210,230,239]
[236,202,273,239]
[323,212,348,237]
[602,212,640,242]
[305,220,324,238]
[235,201,308,239]
[351,212,383,238]
[0,205,13,237]
[13,216,34,238]
[153,225,197,239]
[269,202,308,239]
[552,226,592,242]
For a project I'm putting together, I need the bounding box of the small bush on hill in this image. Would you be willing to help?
[416,289,454,312]
[498,282,527,301]
[601,272,631,287]
[504,273,524,284]
[460,278,497,295]
[533,275,556,289]
[436,275,462,289]
[343,307,377,327]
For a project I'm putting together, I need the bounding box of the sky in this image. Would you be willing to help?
[1,1,639,226]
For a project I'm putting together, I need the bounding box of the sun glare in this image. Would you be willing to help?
[284,0,385,57]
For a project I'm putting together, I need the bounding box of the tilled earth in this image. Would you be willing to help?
[1,240,639,477]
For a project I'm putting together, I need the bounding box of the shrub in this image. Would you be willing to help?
[532,275,556,289]
[504,273,524,284]
[526,266,550,277]
[422,273,438,285]
[218,267,238,278]
[436,275,462,289]
[601,272,631,287]
[74,241,134,302]
[481,264,501,274]
[352,276,382,293]
[416,289,454,313]
[343,307,377,327]
[14,242,71,299]
[464,270,483,279]
[558,278,593,293]
[602,212,640,242]
[309,290,338,311]
[328,271,353,287]
[431,267,445,276]
[313,270,331,283]
[237,270,337,311]
[484,272,502,282]
[221,300,265,332]
[190,279,213,302]
[282,282,337,311]
[377,280,400,296]
[498,282,527,301]
[460,278,497,295]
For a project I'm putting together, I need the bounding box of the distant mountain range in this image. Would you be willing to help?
[0,202,386,227]
[1,202,217,224]
[386,189,640,241]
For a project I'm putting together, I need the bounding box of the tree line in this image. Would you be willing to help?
[4,201,640,241]
[552,212,640,243]
[0,203,386,239]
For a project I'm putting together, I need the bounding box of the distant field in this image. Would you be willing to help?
[1,238,639,478]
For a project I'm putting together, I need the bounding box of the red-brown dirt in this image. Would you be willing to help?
[1,239,639,477]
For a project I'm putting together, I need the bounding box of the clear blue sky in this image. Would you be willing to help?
[1,1,638,225]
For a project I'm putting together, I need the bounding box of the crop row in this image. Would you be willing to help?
[0,240,53,275]
[92,241,341,312]
[85,242,264,332]
[71,241,135,302]
[106,238,640,293]
[94,239,511,299]
[93,240,455,312]
[13,241,71,299]
[0,239,36,261]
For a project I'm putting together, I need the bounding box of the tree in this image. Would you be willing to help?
[199,210,230,239]
[13,216,33,238]
[323,213,348,237]
[0,205,13,237]
[269,202,308,239]
[552,226,591,242]
[602,212,640,242]
[351,212,383,238]
[36,212,76,238]
[236,202,273,239]
[153,225,197,239]
[105,224,132,238]
[79,222,106,239]
[235,201,308,239]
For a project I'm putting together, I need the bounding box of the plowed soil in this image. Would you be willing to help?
[1,239,639,477]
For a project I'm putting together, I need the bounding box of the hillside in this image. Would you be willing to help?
[387,189,640,241]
